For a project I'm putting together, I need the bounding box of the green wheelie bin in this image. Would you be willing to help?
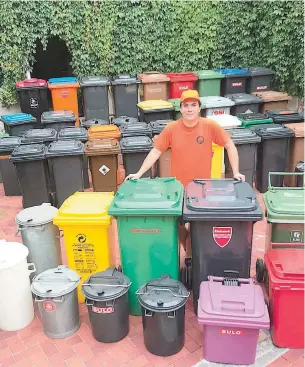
[108,177,183,315]
[264,172,304,250]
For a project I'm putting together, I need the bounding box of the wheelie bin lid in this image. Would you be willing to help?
[296,161,305,172]
[88,125,121,140]
[84,139,120,156]
[53,192,114,226]
[150,120,172,134]
[57,127,88,142]
[16,78,47,89]
[167,98,181,112]
[111,75,140,85]
[0,137,21,153]
[198,276,269,329]
[136,275,189,312]
[108,177,183,216]
[11,143,46,162]
[252,91,292,102]
[80,76,111,87]
[82,267,131,302]
[48,77,78,85]
[120,122,152,137]
[0,113,36,126]
[183,179,263,221]
[31,265,80,298]
[248,67,275,76]
[283,123,304,138]
[226,128,261,145]
[16,203,58,227]
[119,136,152,153]
[20,129,57,144]
[265,109,304,124]
[46,140,84,158]
[137,100,174,112]
[113,116,138,126]
[200,96,235,108]
[0,240,29,270]
[194,70,224,79]
[216,68,249,77]
[41,110,76,124]
[138,72,170,83]
[210,115,242,129]
[165,72,198,82]
[82,119,109,129]
[237,113,273,127]
[0,131,9,138]
[224,93,263,105]
[250,124,294,140]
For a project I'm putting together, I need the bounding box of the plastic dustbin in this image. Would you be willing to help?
[194,70,224,97]
[41,110,76,131]
[200,96,235,117]
[137,275,189,356]
[11,144,51,208]
[150,120,171,136]
[80,76,111,121]
[108,178,184,315]
[266,109,304,124]
[252,91,292,113]
[138,72,170,101]
[16,78,48,124]
[224,128,261,185]
[82,119,109,130]
[198,274,269,364]
[111,75,140,118]
[216,68,249,95]
[237,112,273,128]
[137,100,174,124]
[246,67,275,93]
[53,192,115,302]
[295,161,304,187]
[31,265,81,338]
[1,113,36,136]
[263,173,304,248]
[167,99,182,120]
[183,179,263,314]
[46,140,84,208]
[88,125,120,141]
[166,72,198,99]
[120,122,152,138]
[250,124,294,192]
[0,137,21,196]
[0,131,9,184]
[113,116,138,127]
[15,203,61,279]
[85,139,120,192]
[20,128,57,146]
[225,93,263,115]
[120,136,153,178]
[48,77,80,125]
[82,268,131,343]
[209,114,242,129]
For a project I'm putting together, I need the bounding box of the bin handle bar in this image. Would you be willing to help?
[35,296,64,303]
[28,263,36,275]
[268,172,305,189]
[136,287,190,298]
[82,283,131,288]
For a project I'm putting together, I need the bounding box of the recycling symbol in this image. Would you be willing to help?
[77,234,86,243]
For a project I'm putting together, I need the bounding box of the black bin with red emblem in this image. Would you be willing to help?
[183,179,263,314]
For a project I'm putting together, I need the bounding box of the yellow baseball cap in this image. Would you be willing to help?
[180,89,200,103]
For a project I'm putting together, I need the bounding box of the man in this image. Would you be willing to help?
[125,89,245,259]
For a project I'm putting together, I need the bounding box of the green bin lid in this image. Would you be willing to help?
[167,99,180,112]
[237,113,273,127]
[194,70,224,80]
[0,131,9,138]
[108,177,183,216]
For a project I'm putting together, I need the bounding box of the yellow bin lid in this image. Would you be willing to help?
[137,100,174,111]
[53,192,114,226]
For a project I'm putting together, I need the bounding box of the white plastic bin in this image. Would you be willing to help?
[200,96,235,117]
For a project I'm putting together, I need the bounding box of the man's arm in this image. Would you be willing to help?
[224,139,245,181]
[125,148,162,180]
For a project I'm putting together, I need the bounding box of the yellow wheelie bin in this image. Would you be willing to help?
[53,192,114,302]
[211,143,223,178]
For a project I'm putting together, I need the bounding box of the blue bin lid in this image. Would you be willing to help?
[216,68,249,77]
[0,113,36,125]
[48,77,78,84]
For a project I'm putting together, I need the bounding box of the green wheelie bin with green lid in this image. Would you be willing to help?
[108,177,183,315]
[194,70,224,97]
[237,113,273,128]
[264,172,304,250]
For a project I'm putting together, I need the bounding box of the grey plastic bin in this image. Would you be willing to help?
[41,111,76,131]
[0,137,21,196]
[112,75,140,118]
[225,93,263,115]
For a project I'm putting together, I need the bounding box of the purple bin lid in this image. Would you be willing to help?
[197,276,270,330]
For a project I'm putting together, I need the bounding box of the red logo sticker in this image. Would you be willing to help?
[131,229,161,233]
[92,306,114,314]
[219,328,244,336]
[257,85,267,90]
[212,110,225,115]
[232,82,242,87]
[213,227,232,247]
[43,301,56,312]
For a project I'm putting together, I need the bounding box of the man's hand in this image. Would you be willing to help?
[124,172,142,182]
[233,172,245,182]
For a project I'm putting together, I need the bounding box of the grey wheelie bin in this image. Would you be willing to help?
[0,137,21,196]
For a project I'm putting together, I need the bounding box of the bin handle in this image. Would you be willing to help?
[28,263,36,275]
[82,282,131,288]
[136,287,189,298]
[54,230,64,240]
[35,296,64,303]
[268,172,305,190]
[85,299,94,306]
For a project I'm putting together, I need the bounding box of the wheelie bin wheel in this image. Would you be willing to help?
[256,258,265,283]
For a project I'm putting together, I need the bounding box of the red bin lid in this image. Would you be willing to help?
[16,78,47,88]
[166,72,198,82]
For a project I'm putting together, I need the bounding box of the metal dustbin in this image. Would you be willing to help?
[120,136,153,178]
[295,161,304,187]
[252,91,292,113]
[82,268,131,343]
[120,122,152,138]
[80,76,111,121]
[46,140,84,208]
[246,67,275,93]
[216,68,249,95]
[168,99,182,120]
[266,109,304,124]
[137,275,189,356]
[20,128,57,146]
[0,113,36,136]
[225,93,263,115]
[224,128,261,185]
[11,144,51,208]
[82,119,109,130]
[194,70,224,97]
[200,96,235,117]
[31,265,81,338]
[138,72,170,101]
[237,112,273,128]
[85,139,120,192]
[113,116,138,127]
[0,137,21,196]
[41,110,76,131]
[183,179,263,314]
[15,203,61,279]
[137,100,174,124]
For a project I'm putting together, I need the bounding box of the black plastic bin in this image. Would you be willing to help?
[57,127,89,189]
[80,76,111,121]
[265,109,304,124]
[41,110,76,131]
[183,179,263,314]
[216,69,249,95]
[1,113,36,136]
[46,140,84,208]
[137,275,189,356]
[295,161,304,187]
[20,128,57,146]
[150,120,172,135]
[0,137,21,196]
[225,93,263,115]
[250,124,295,192]
[137,101,174,124]
[113,116,138,127]
[16,78,48,124]
[246,67,275,93]
[224,129,261,185]
[82,268,131,343]
[112,75,140,118]
[120,136,153,178]
[11,144,51,208]
[82,119,109,130]
[120,122,152,138]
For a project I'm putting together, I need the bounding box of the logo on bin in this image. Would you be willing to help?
[61,90,68,98]
[219,328,244,336]
[232,82,243,87]
[131,228,161,233]
[30,97,39,108]
[213,227,232,248]
[92,306,114,314]
[212,110,225,115]
[43,301,56,312]
[257,85,267,90]
[290,230,304,243]
[99,165,110,176]
[77,234,87,243]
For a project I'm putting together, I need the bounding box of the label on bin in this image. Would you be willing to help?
[245,109,254,113]
[61,90,68,98]
[179,85,190,91]
[290,230,304,243]
[43,301,56,312]
[213,227,232,248]
[232,82,243,87]
[30,97,39,108]
[99,165,110,176]
[72,235,98,274]
[212,109,225,116]
[219,328,244,336]
[92,306,114,314]
[257,85,267,90]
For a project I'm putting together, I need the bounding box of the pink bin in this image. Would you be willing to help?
[198,275,269,365]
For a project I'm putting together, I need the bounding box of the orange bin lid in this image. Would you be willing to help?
[138,72,170,83]
[284,122,304,138]
[88,125,121,140]
[252,91,292,102]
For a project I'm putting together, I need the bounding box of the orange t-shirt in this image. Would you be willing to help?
[154,118,231,187]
